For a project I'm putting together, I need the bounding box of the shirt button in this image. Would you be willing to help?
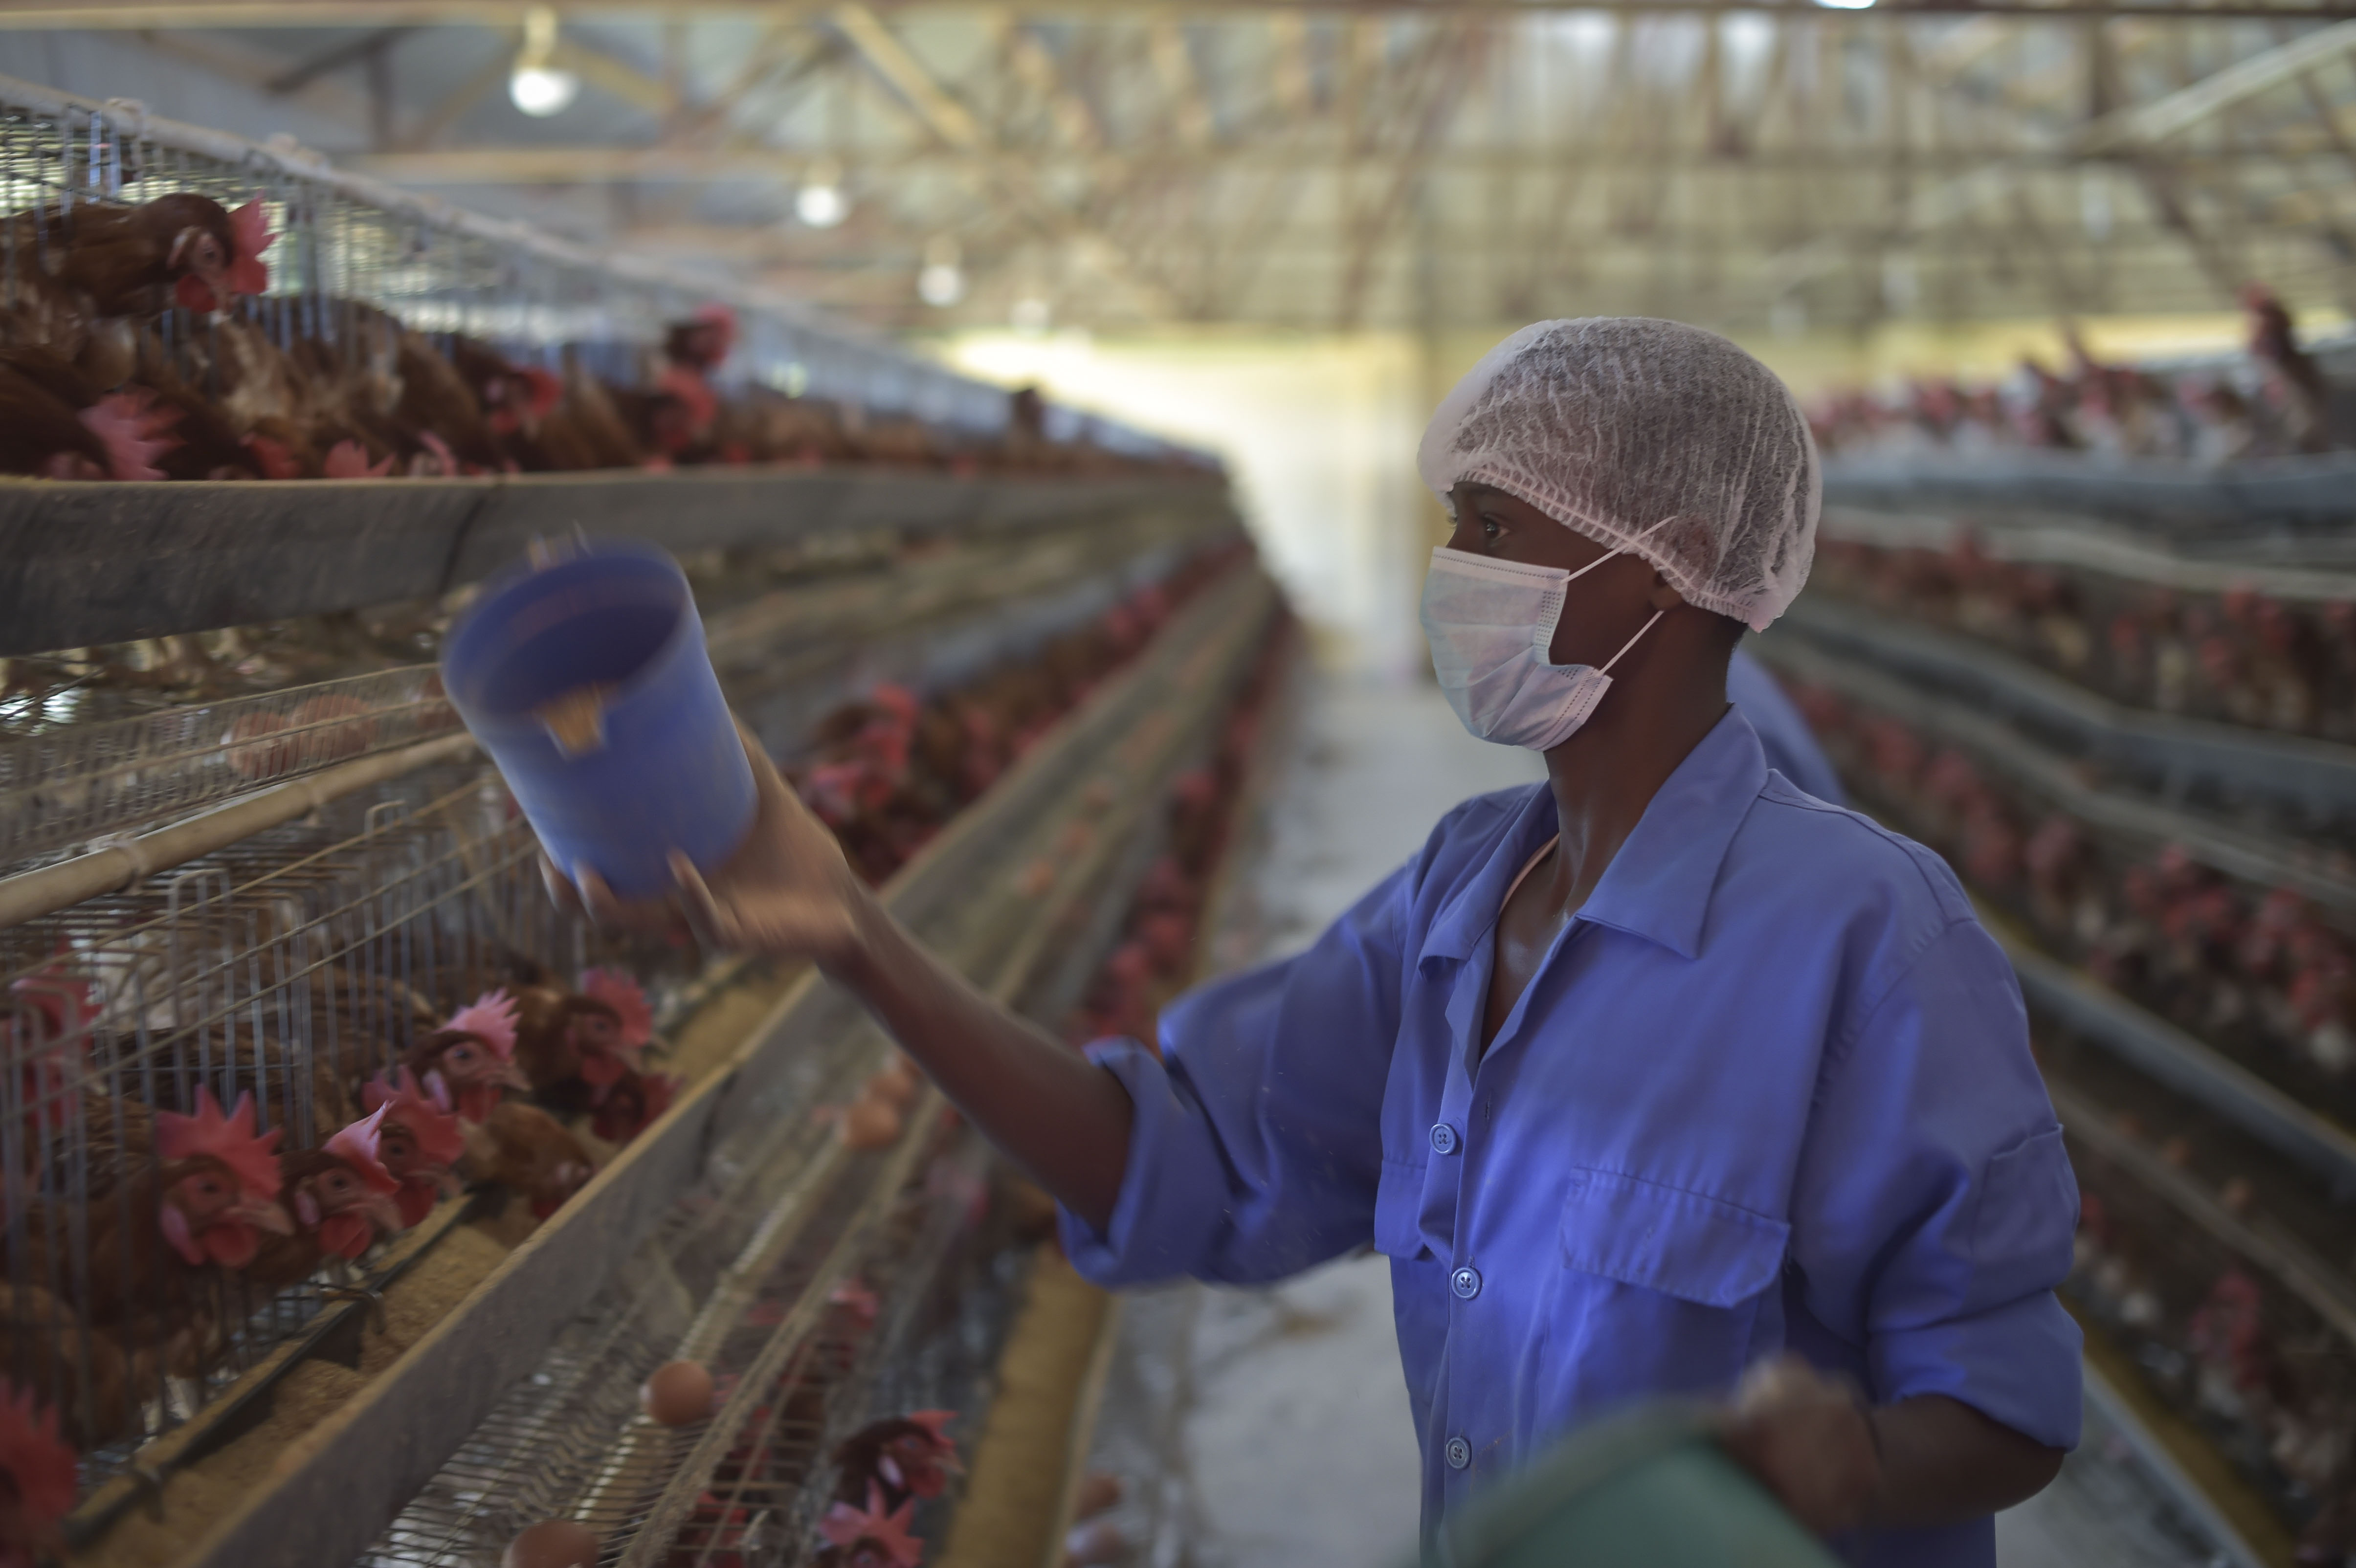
[1429,1123,1459,1155]
[1445,1436,1472,1470]
[1450,1266,1482,1300]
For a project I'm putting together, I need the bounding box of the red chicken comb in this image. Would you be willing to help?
[578,968,654,1050]
[323,1105,402,1196]
[226,199,275,297]
[78,389,181,481]
[444,990,520,1060]
[322,439,395,480]
[156,1087,283,1200]
[818,1483,921,1568]
[361,1068,467,1168]
[0,1382,78,1532]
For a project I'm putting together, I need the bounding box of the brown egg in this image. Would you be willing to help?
[2160,1135,2192,1168]
[642,1360,716,1427]
[840,1095,902,1150]
[2222,1176,2256,1214]
[503,1520,599,1568]
[865,1061,919,1108]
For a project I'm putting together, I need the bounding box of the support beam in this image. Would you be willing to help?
[827,2,1178,314]
[337,142,2356,184]
[261,24,412,94]
[16,0,2356,24]
[1762,16,2356,298]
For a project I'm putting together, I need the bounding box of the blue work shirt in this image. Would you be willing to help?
[1729,647,1845,806]
[1062,709,2081,1568]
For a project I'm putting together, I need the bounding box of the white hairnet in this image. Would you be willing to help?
[1417,318,1821,632]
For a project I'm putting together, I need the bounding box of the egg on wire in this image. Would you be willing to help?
[641,1360,717,1427]
[504,1519,600,1568]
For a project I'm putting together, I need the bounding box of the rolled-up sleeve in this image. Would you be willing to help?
[1061,864,1410,1287]
[1790,917,2084,1450]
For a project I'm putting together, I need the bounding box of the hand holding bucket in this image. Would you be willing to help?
[443,540,757,900]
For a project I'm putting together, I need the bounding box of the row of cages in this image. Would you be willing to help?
[0,443,1283,1568]
[1759,493,2356,1563]
[0,72,1215,487]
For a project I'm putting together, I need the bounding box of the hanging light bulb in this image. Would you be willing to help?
[510,7,579,117]
[796,158,849,229]
[917,236,965,308]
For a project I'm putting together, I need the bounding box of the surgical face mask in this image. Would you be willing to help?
[1420,540,1665,751]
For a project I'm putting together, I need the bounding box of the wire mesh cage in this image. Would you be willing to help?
[0,72,1225,486]
[0,663,460,867]
[0,759,627,1490]
[2066,1123,2356,1533]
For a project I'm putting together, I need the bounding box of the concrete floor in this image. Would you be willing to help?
[1077,669,2214,1568]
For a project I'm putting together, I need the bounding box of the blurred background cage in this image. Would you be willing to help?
[0,761,581,1462]
[0,74,1016,453]
[0,52,1274,1568]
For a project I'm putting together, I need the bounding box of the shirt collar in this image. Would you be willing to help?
[1416,708,1768,969]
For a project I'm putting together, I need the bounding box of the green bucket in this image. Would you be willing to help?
[1427,1403,1844,1568]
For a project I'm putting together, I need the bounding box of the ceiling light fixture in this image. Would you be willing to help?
[509,6,579,117]
[918,237,965,308]
[796,159,849,228]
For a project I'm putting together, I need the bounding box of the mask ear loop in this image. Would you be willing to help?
[1560,513,1683,585]
[1599,609,1665,675]
[1568,512,1679,673]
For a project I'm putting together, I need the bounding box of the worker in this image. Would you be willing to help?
[554,319,2079,1568]
[1728,647,1844,805]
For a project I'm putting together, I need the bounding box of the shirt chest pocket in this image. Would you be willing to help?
[1559,1168,1790,1308]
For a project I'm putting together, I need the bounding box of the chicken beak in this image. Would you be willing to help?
[499,1060,531,1091]
[365,1193,405,1234]
[237,1197,297,1236]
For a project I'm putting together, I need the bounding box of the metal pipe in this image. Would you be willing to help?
[0,731,477,931]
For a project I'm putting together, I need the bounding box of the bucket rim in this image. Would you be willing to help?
[442,540,702,725]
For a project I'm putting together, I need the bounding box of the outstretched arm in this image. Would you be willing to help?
[550,726,1134,1230]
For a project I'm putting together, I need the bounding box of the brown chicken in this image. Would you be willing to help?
[0,359,177,480]
[243,1106,405,1292]
[0,193,266,398]
[126,329,262,480]
[537,357,644,470]
[401,990,530,1125]
[393,331,501,472]
[5,193,266,317]
[0,1281,150,1447]
[7,1088,293,1331]
[360,1068,467,1228]
[587,1068,677,1147]
[511,969,653,1112]
[462,1102,593,1221]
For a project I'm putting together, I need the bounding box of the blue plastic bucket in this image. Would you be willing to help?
[442,541,756,900]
